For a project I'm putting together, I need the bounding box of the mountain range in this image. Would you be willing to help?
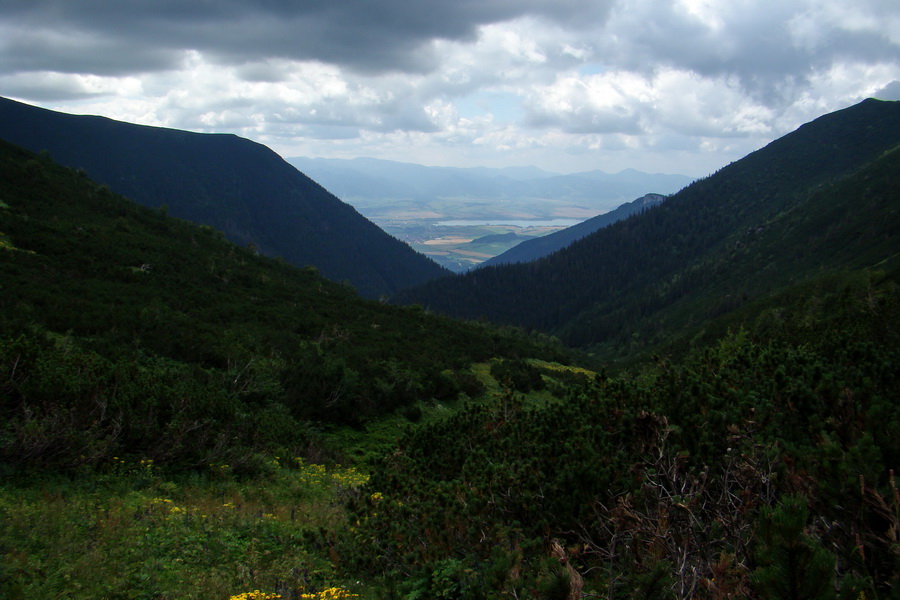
[0,96,448,298]
[287,155,692,222]
[394,98,900,361]
[3,94,897,362]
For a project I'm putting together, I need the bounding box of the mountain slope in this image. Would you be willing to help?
[393,99,900,359]
[0,138,570,468]
[0,96,449,298]
[480,193,666,267]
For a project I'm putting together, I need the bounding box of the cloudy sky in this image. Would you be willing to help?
[1,0,899,176]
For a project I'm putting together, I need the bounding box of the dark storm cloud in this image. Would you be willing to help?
[0,26,181,76]
[0,0,614,75]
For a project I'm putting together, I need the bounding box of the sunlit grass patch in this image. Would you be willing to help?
[526,358,596,378]
[470,361,497,389]
[0,230,36,254]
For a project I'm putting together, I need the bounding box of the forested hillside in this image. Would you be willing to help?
[0,139,566,472]
[0,96,449,298]
[351,271,900,597]
[480,193,667,267]
[394,98,900,363]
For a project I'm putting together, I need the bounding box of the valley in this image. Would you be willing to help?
[1,98,899,599]
[287,155,693,271]
[376,220,575,271]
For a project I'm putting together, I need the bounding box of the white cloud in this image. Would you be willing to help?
[522,70,649,134]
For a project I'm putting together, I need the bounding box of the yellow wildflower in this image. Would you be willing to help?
[229,591,281,600]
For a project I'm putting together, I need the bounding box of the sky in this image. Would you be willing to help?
[1,0,899,177]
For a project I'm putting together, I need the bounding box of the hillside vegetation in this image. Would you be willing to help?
[0,139,567,474]
[480,193,667,268]
[351,277,900,597]
[0,96,449,298]
[394,99,900,364]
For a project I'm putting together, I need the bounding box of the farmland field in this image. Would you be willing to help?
[346,195,590,271]
[375,220,573,272]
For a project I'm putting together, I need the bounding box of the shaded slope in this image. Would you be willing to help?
[0,96,449,298]
[480,193,666,267]
[393,99,900,358]
[568,140,900,357]
[0,139,567,458]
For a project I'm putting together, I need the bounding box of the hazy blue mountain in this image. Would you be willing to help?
[287,156,556,200]
[0,96,449,298]
[480,193,667,267]
[287,156,692,213]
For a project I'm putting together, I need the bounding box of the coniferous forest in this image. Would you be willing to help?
[0,96,450,299]
[394,99,900,363]
[1,99,899,599]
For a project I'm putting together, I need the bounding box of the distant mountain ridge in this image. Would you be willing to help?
[0,96,448,298]
[287,156,693,218]
[394,99,900,360]
[480,192,667,267]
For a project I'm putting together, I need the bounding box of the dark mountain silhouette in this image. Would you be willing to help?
[0,96,449,298]
[394,99,900,360]
[480,193,666,267]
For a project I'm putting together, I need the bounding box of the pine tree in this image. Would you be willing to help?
[751,496,836,600]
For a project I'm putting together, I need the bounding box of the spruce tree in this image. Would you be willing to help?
[751,496,836,600]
